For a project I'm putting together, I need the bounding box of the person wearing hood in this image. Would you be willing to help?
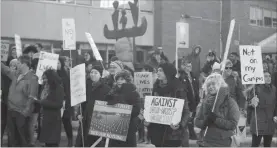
[248,71,277,147]
[178,59,199,142]
[145,63,190,147]
[195,73,240,147]
[75,65,111,147]
[190,45,202,80]
[104,70,141,147]
[104,60,124,88]
[57,57,74,147]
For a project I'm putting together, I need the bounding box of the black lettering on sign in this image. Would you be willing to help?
[244,66,256,73]
[239,126,245,133]
[243,74,264,83]
[242,48,255,56]
[250,59,257,64]
[139,80,150,84]
[151,97,178,108]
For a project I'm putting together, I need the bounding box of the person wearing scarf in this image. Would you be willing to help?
[104,70,141,147]
[195,73,240,147]
[248,71,277,147]
[145,63,190,147]
[75,65,111,147]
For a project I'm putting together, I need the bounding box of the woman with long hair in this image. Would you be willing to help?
[195,73,240,147]
[57,57,73,146]
[34,69,64,147]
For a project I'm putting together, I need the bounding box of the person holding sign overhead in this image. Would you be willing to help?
[75,65,111,147]
[145,63,190,147]
[195,73,240,147]
[247,71,277,147]
[104,70,141,147]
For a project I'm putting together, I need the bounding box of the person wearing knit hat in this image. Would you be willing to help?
[105,71,140,147]
[212,62,221,74]
[89,65,103,83]
[109,60,124,76]
[145,62,190,147]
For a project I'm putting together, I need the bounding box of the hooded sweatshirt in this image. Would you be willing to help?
[190,46,202,79]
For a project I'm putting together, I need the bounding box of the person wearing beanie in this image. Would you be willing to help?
[145,63,189,147]
[223,59,245,110]
[178,59,199,144]
[104,60,124,87]
[75,66,111,147]
[104,69,141,147]
[212,62,221,74]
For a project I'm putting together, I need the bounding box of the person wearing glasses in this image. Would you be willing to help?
[222,60,246,110]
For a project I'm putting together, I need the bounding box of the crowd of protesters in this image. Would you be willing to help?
[1,43,277,147]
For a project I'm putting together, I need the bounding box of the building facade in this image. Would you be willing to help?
[1,0,154,66]
[154,0,277,66]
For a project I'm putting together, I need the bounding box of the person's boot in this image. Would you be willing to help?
[67,138,73,147]
[188,123,198,140]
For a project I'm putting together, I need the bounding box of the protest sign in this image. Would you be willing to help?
[62,18,76,50]
[89,100,132,142]
[236,114,247,140]
[70,63,86,106]
[1,41,9,61]
[144,96,184,125]
[14,34,22,57]
[176,22,189,49]
[239,45,264,84]
[36,52,59,84]
[134,72,153,98]
[85,32,103,61]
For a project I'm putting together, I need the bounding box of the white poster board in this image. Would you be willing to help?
[144,96,184,125]
[85,32,103,61]
[176,22,189,49]
[239,45,264,84]
[1,41,9,62]
[134,72,153,98]
[14,34,22,57]
[236,115,247,140]
[62,18,76,50]
[36,52,59,84]
[70,63,86,106]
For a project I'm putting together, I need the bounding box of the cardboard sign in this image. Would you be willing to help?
[36,52,59,84]
[176,22,189,49]
[85,32,103,61]
[134,72,153,98]
[70,63,86,106]
[1,41,9,62]
[14,34,22,57]
[236,115,247,140]
[144,96,185,125]
[62,18,76,50]
[89,100,132,142]
[240,45,264,84]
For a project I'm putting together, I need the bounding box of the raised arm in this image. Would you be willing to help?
[1,62,15,80]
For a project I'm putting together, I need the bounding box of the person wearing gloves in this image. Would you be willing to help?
[34,69,64,147]
[104,70,141,147]
[75,65,111,147]
[104,60,124,87]
[195,73,240,147]
[145,63,190,147]
[248,71,277,147]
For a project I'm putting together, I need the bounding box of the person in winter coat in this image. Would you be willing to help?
[34,69,64,147]
[104,70,141,147]
[75,65,111,147]
[190,45,202,80]
[223,60,246,109]
[145,63,190,147]
[195,73,240,147]
[57,58,73,147]
[248,71,277,147]
[201,50,220,77]
[178,59,199,141]
[84,51,96,65]
[104,60,124,87]
[228,52,241,78]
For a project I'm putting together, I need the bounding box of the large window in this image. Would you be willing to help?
[250,6,277,28]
